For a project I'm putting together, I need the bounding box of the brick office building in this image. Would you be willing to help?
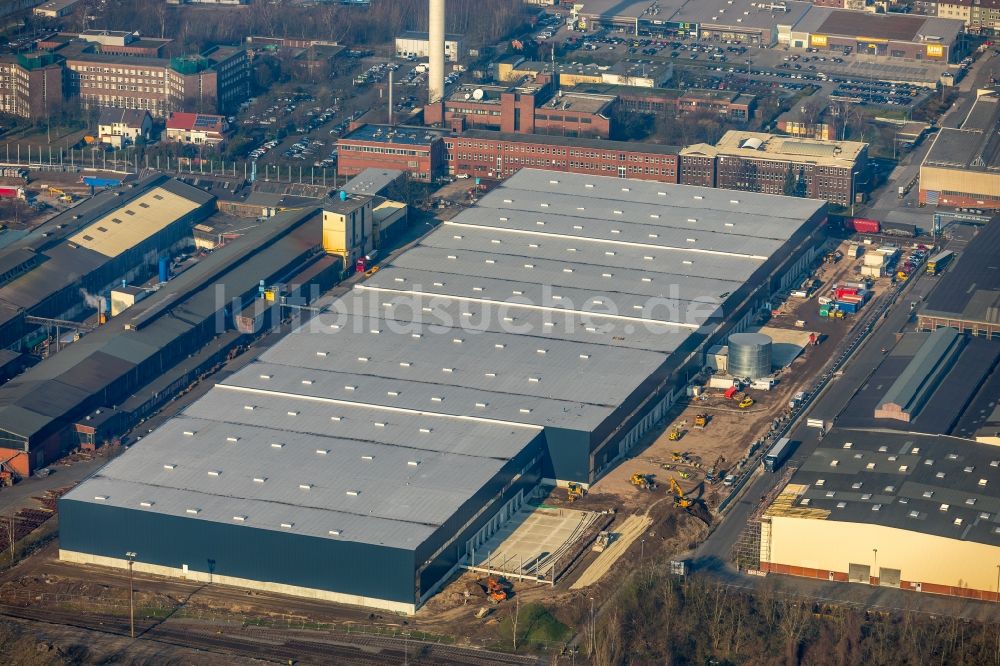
[425,75,615,139]
[445,130,680,182]
[337,125,449,182]
[680,131,869,206]
[0,53,63,119]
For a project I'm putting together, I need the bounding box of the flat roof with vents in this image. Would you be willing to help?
[68,186,203,257]
[62,169,822,559]
[62,407,541,548]
[769,428,1000,546]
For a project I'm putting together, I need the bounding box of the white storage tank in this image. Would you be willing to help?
[727,332,773,380]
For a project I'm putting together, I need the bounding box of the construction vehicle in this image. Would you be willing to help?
[693,413,708,429]
[567,482,585,502]
[630,472,656,490]
[592,530,612,552]
[485,577,508,603]
[668,425,682,441]
[47,186,73,203]
[668,477,693,509]
[739,396,754,409]
[678,470,691,479]
[705,456,725,484]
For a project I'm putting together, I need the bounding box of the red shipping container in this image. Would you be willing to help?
[851,218,881,234]
[835,288,858,300]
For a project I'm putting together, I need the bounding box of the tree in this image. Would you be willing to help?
[783,165,796,197]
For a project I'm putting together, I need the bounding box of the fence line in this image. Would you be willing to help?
[0,143,338,185]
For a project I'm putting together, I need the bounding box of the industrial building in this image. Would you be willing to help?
[60,169,829,612]
[0,204,340,478]
[33,0,81,18]
[759,429,1000,602]
[787,8,963,61]
[670,0,813,45]
[874,327,966,422]
[340,169,410,247]
[679,131,869,206]
[0,175,215,354]
[918,217,1000,339]
[920,92,1000,209]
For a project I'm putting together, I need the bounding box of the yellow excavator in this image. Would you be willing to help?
[48,186,73,203]
[630,472,656,490]
[567,482,585,502]
[668,425,682,441]
[668,477,692,509]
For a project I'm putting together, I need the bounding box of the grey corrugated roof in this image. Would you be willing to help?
[62,411,539,548]
[878,327,963,416]
[341,168,404,197]
[785,429,1000,547]
[67,168,819,550]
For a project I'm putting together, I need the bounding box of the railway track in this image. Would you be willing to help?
[0,603,540,665]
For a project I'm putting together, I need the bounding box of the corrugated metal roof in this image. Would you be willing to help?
[65,168,820,551]
[68,186,201,258]
[878,327,963,414]
[62,412,539,547]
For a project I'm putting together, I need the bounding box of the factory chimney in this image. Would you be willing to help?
[428,0,446,104]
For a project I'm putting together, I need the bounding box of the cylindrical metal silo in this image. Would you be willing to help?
[727,332,772,379]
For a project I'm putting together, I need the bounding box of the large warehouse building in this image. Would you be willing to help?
[760,429,1000,601]
[0,175,215,352]
[61,169,829,612]
[920,92,1000,210]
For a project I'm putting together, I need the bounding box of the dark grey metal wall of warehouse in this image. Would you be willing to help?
[59,500,417,604]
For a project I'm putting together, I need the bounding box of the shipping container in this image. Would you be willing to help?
[850,217,881,234]
[0,186,23,199]
[836,300,859,314]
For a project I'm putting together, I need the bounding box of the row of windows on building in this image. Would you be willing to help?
[340,145,425,156]
[70,65,167,77]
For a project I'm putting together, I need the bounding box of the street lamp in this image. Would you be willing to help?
[589,596,595,656]
[995,565,999,605]
[872,548,878,586]
[125,551,137,638]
